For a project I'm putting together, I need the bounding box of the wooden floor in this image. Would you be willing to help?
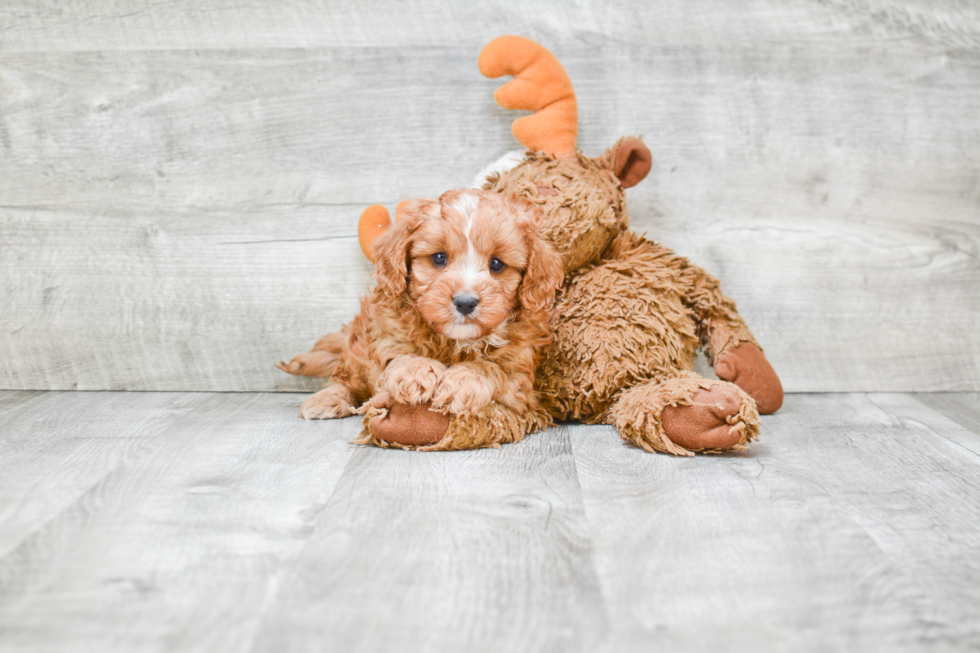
[1,391,978,652]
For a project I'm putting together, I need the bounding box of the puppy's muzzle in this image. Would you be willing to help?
[453,293,479,317]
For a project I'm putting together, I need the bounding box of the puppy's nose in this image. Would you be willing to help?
[453,294,479,316]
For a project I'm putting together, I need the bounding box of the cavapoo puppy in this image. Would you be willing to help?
[279,189,563,430]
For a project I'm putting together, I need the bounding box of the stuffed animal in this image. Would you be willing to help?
[282,35,783,455]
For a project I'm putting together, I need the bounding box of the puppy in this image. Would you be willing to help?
[282,189,563,424]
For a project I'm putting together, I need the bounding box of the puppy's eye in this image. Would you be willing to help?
[489,257,506,273]
[431,252,448,267]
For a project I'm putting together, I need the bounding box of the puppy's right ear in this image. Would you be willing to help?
[371,198,439,297]
[514,200,563,319]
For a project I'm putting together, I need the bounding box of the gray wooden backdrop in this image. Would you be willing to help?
[1,0,978,393]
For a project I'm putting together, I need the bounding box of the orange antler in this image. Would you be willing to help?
[478,35,578,158]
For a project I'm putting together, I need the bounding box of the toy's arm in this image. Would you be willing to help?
[677,263,784,414]
[357,393,548,451]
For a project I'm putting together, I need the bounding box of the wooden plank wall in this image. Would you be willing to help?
[1,0,978,392]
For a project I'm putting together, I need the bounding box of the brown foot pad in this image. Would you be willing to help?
[661,385,747,451]
[366,391,450,447]
[714,343,783,414]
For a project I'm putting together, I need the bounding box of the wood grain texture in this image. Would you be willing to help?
[0,392,359,652]
[914,392,980,436]
[1,1,978,392]
[2,0,978,52]
[0,391,210,558]
[569,392,980,651]
[1,390,980,652]
[249,424,606,653]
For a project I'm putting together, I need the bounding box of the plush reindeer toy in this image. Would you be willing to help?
[282,36,783,455]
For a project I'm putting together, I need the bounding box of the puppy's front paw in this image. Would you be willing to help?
[301,385,354,420]
[378,356,447,405]
[431,366,495,415]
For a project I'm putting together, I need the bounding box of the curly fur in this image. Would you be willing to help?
[288,189,563,432]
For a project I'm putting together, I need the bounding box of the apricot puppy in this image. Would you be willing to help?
[281,189,562,432]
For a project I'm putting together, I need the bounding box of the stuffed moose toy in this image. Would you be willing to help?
[280,36,783,455]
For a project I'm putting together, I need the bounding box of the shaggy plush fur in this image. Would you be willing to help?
[484,145,629,274]
[279,189,563,441]
[532,228,759,423]
[476,144,773,455]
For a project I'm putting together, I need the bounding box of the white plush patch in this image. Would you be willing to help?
[471,150,527,189]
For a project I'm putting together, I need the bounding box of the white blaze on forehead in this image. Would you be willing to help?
[448,193,484,291]
[448,193,481,229]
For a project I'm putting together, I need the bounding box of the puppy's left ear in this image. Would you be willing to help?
[516,202,563,317]
[372,198,439,297]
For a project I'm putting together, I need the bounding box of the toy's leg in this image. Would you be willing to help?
[357,392,549,451]
[610,371,760,456]
[300,382,356,420]
[672,256,783,414]
[276,331,347,378]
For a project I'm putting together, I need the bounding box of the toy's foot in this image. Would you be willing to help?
[714,343,783,414]
[612,373,760,456]
[300,383,355,420]
[377,355,447,405]
[661,385,750,451]
[363,391,450,447]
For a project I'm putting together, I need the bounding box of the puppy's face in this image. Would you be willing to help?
[373,189,561,341]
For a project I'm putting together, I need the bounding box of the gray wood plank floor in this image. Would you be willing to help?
[1,391,978,652]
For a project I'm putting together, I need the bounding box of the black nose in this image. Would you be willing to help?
[453,294,479,316]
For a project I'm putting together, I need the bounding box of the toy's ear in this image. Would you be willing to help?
[358,205,392,262]
[612,137,652,189]
[515,202,563,318]
[358,200,415,263]
[371,198,439,297]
